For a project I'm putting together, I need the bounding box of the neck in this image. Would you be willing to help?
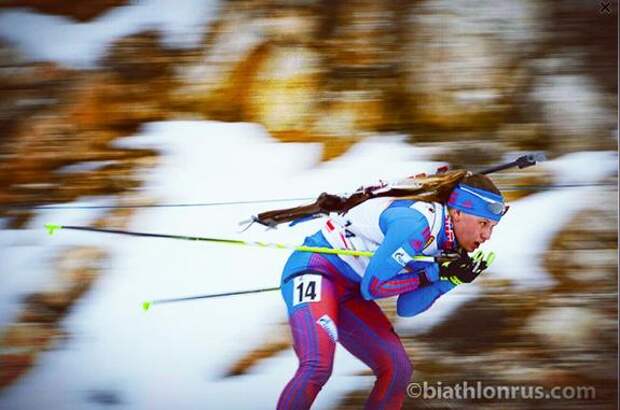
[442,209,457,251]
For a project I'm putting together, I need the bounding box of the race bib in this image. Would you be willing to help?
[292,274,322,306]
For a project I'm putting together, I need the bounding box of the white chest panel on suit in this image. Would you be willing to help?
[319,198,444,278]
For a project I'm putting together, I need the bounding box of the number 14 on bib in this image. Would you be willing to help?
[293,274,322,306]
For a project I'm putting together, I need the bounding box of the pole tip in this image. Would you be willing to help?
[45,223,61,236]
[142,301,152,312]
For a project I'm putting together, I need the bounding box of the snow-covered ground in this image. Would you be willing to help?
[0,2,617,408]
[0,0,221,68]
[0,120,617,409]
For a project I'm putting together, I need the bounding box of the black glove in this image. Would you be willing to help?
[440,250,495,286]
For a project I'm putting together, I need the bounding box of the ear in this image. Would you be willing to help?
[449,208,462,222]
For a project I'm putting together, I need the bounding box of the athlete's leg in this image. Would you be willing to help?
[338,296,413,410]
[277,273,341,410]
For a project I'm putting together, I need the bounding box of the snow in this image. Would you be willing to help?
[532,74,615,138]
[0,196,115,330]
[56,161,118,174]
[0,0,617,406]
[275,47,319,78]
[541,151,618,185]
[0,0,221,69]
[0,121,376,409]
[0,123,617,409]
[482,187,594,288]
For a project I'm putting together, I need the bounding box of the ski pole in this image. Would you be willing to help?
[142,286,281,311]
[144,248,497,310]
[44,223,458,262]
[144,280,522,311]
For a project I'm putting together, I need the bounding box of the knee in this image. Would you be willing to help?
[303,359,333,387]
[394,347,413,379]
[399,354,413,381]
[375,348,413,383]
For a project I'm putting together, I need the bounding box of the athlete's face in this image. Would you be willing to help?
[450,209,498,252]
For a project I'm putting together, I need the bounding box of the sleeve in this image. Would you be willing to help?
[360,206,439,300]
[396,279,456,317]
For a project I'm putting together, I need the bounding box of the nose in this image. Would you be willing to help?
[480,227,491,241]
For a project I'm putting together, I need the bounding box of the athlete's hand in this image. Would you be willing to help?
[439,250,495,286]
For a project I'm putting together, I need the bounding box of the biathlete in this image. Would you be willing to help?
[276,172,507,409]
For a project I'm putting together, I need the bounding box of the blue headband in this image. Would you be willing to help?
[448,184,506,222]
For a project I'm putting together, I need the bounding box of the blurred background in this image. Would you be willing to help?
[0,0,617,409]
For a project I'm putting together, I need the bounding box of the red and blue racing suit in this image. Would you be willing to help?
[278,198,458,409]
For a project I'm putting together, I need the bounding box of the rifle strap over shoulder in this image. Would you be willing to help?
[252,169,469,228]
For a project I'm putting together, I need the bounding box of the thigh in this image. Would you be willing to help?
[282,273,341,355]
[337,296,407,368]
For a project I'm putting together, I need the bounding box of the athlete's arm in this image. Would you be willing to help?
[395,279,455,317]
[360,206,438,300]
